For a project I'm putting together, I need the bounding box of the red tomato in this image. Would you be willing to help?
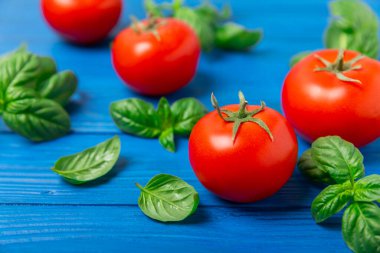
[41,0,122,45]
[189,92,298,203]
[282,49,380,147]
[111,18,200,96]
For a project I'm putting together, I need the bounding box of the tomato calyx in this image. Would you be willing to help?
[130,16,165,40]
[314,49,365,84]
[211,91,274,143]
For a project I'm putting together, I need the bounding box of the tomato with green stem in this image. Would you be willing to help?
[282,49,380,147]
[112,17,200,96]
[189,92,298,203]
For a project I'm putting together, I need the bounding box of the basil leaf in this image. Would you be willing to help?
[0,51,40,97]
[324,0,379,59]
[144,0,163,17]
[215,22,262,51]
[4,86,36,103]
[110,98,161,138]
[159,128,175,153]
[289,51,311,67]
[311,181,353,223]
[298,149,336,185]
[110,97,206,152]
[0,46,27,67]
[136,174,199,222]
[3,97,71,142]
[354,174,380,202]
[174,7,216,51]
[171,98,207,136]
[36,70,77,106]
[342,202,380,253]
[195,3,231,24]
[52,136,121,184]
[35,56,57,84]
[311,136,364,184]
[157,97,172,129]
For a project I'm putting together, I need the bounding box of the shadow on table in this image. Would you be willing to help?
[65,91,90,116]
[148,206,210,226]
[318,216,342,231]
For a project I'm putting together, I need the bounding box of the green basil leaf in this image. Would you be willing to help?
[36,70,77,106]
[215,22,262,51]
[35,56,57,84]
[144,0,163,17]
[311,181,353,223]
[172,0,183,12]
[159,128,175,153]
[3,97,71,142]
[136,174,199,222]
[174,7,216,51]
[298,149,336,185]
[52,136,121,185]
[324,0,379,59]
[0,51,40,97]
[354,174,380,202]
[0,46,27,67]
[157,97,172,129]
[342,202,380,253]
[5,86,37,102]
[195,3,231,25]
[311,136,364,184]
[289,51,311,67]
[171,97,207,136]
[110,98,161,138]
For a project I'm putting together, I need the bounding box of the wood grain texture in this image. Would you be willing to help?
[0,0,379,252]
[0,205,347,253]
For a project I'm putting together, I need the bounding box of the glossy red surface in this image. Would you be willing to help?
[189,104,298,203]
[282,49,380,147]
[111,18,200,96]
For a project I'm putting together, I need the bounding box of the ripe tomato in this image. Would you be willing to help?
[189,92,298,203]
[41,0,122,45]
[282,49,380,147]
[111,18,200,96]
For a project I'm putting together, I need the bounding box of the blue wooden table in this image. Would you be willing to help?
[1,0,379,252]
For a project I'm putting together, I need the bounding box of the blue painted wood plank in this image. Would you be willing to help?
[0,133,379,206]
[0,205,348,253]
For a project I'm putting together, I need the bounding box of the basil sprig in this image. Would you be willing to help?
[0,46,77,141]
[110,97,207,152]
[325,0,379,59]
[52,136,121,184]
[145,0,262,51]
[298,136,380,253]
[136,174,199,222]
[290,0,380,67]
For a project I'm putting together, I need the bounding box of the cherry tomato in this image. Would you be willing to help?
[189,92,298,203]
[41,0,122,45]
[111,18,201,96]
[282,49,380,147]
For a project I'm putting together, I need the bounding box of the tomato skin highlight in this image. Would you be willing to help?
[282,49,380,147]
[41,0,122,45]
[111,18,201,96]
[189,104,298,203]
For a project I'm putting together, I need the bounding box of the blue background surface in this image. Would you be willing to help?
[1,0,380,252]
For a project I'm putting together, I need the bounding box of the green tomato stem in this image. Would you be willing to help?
[211,91,274,144]
[313,49,365,84]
